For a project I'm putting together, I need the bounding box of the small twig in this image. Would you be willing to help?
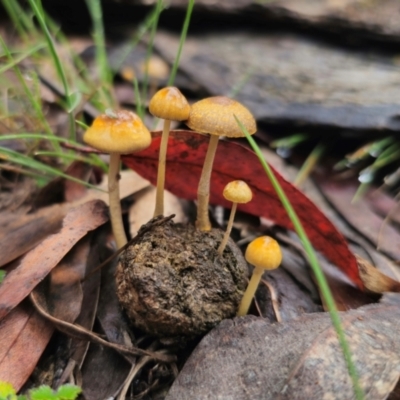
[261,278,282,322]
[117,341,164,400]
[30,290,175,363]
[254,297,262,317]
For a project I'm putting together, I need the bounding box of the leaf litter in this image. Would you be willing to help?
[0,199,108,321]
[2,3,400,397]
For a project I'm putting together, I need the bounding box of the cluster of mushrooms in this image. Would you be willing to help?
[83,87,283,332]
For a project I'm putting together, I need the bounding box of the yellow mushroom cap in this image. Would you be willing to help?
[245,236,282,271]
[149,86,191,121]
[83,110,151,154]
[186,96,257,138]
[223,180,252,203]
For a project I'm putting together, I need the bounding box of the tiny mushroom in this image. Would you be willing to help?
[83,110,151,249]
[217,180,252,255]
[185,96,256,231]
[149,87,191,216]
[237,236,282,316]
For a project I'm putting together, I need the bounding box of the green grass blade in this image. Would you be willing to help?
[352,141,400,202]
[0,43,46,74]
[34,150,102,166]
[85,0,111,85]
[0,133,108,171]
[112,7,161,75]
[133,77,144,119]
[0,37,60,152]
[227,66,254,98]
[85,0,114,107]
[235,116,364,400]
[141,0,164,104]
[0,146,106,192]
[2,0,38,38]
[294,140,327,187]
[270,133,310,149]
[1,0,29,39]
[167,0,195,86]
[27,0,76,140]
[0,269,5,284]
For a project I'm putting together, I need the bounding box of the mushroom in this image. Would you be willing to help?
[217,180,252,255]
[237,236,282,316]
[83,110,151,249]
[149,87,191,216]
[185,96,256,231]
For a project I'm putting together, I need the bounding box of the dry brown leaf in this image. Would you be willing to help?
[68,235,103,370]
[128,186,188,237]
[166,294,400,400]
[356,255,400,294]
[81,343,131,400]
[76,169,150,207]
[0,302,54,390]
[0,200,108,321]
[48,235,92,323]
[0,204,68,268]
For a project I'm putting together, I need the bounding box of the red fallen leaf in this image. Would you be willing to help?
[122,130,363,289]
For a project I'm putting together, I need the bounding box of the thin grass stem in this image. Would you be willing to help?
[27,0,76,140]
[167,0,195,86]
[236,116,364,400]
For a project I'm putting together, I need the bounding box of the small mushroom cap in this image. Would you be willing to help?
[83,110,151,154]
[186,96,257,138]
[245,236,282,271]
[139,56,170,80]
[223,180,252,204]
[149,87,191,121]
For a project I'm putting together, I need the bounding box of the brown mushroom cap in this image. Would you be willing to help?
[83,110,151,154]
[186,96,257,138]
[223,180,253,204]
[149,87,191,121]
[245,236,282,271]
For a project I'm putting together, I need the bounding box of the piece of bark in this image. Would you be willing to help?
[154,30,400,131]
[166,293,400,400]
[316,178,400,261]
[139,0,400,42]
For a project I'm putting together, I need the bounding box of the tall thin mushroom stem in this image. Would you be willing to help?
[108,153,128,249]
[237,267,264,316]
[196,134,219,231]
[154,119,171,217]
[217,202,237,254]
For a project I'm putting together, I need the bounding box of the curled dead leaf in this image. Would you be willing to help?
[356,255,400,294]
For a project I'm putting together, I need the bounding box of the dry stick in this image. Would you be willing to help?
[117,341,163,400]
[261,278,282,322]
[30,290,175,363]
[254,297,263,317]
